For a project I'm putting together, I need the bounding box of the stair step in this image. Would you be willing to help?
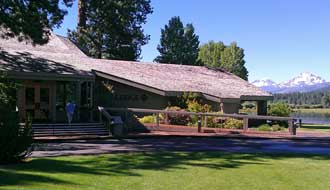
[33,132,109,137]
[32,126,106,129]
[33,128,108,131]
[32,128,107,131]
[33,129,108,133]
[32,123,103,127]
[33,131,109,136]
[33,130,108,134]
[31,122,109,137]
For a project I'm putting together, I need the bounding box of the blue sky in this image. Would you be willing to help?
[54,0,330,83]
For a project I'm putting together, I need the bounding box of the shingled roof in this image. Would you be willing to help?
[0,33,272,101]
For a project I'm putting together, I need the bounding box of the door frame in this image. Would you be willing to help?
[22,82,52,122]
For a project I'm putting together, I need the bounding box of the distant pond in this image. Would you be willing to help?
[291,112,330,124]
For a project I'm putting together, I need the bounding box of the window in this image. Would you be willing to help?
[40,88,50,104]
[81,82,92,107]
[25,88,35,106]
[56,82,77,111]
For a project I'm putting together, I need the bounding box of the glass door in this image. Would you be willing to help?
[24,84,51,122]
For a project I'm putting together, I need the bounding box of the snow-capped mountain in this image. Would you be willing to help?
[252,79,277,87]
[279,72,327,88]
[252,79,281,92]
[252,72,330,93]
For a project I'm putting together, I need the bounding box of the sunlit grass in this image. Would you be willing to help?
[1,152,330,190]
[293,108,330,114]
[299,123,330,132]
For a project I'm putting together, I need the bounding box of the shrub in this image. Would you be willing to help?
[164,106,191,125]
[0,74,33,164]
[222,118,243,129]
[168,92,200,109]
[206,115,225,128]
[257,124,285,132]
[268,103,291,117]
[257,124,272,131]
[268,103,291,127]
[139,115,157,124]
[271,124,285,131]
[0,113,32,164]
[186,99,212,125]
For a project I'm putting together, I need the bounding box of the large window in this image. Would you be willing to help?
[56,82,77,111]
[81,82,92,108]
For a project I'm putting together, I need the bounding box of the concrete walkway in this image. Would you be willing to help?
[32,137,330,157]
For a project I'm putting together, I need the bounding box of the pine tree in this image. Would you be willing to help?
[69,0,153,60]
[322,94,330,108]
[198,41,248,80]
[0,0,73,45]
[154,16,200,65]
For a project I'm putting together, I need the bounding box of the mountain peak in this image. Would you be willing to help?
[281,72,326,87]
[252,79,276,87]
[252,72,329,93]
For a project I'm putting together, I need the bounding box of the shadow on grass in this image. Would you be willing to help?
[1,151,329,187]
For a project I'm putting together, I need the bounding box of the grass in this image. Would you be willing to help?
[1,152,330,190]
[293,108,330,114]
[299,123,330,132]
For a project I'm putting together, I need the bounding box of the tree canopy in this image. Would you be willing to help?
[0,0,73,45]
[69,0,153,60]
[321,94,330,108]
[154,16,200,65]
[272,87,330,108]
[198,41,248,80]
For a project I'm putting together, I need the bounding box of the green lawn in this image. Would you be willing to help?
[293,108,330,114]
[299,124,330,132]
[1,152,330,190]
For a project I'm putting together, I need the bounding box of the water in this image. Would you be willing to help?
[291,112,330,124]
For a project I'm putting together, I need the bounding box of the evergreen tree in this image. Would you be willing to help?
[322,94,330,108]
[69,0,153,60]
[0,0,73,45]
[272,87,330,108]
[154,16,200,65]
[198,41,225,68]
[198,41,248,80]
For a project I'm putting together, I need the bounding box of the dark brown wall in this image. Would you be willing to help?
[94,77,170,109]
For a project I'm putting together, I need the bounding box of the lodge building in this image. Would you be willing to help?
[0,33,272,123]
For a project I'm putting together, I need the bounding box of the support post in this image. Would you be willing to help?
[288,119,296,135]
[198,115,202,133]
[99,110,102,123]
[165,113,169,124]
[125,111,128,126]
[243,118,249,131]
[51,82,57,123]
[257,100,268,116]
[156,113,160,128]
[76,81,81,121]
[89,82,94,122]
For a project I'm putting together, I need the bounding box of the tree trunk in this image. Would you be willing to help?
[77,0,87,31]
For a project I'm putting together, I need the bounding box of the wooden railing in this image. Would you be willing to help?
[102,107,301,135]
[97,106,113,135]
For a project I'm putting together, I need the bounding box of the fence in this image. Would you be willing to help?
[98,107,301,135]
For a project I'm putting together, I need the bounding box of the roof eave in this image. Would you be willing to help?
[4,71,95,81]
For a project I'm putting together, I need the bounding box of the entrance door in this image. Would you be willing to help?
[24,84,51,122]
